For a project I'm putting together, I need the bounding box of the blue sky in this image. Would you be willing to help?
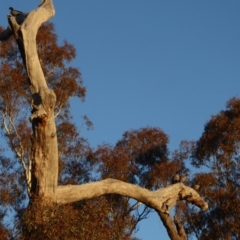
[1,1,240,239]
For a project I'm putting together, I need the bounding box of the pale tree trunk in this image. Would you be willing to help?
[6,0,58,200]
[0,1,208,239]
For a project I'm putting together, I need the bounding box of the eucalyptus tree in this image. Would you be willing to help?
[176,98,240,240]
[0,1,207,239]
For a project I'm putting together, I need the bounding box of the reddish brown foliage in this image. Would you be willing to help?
[20,198,139,240]
[179,98,240,239]
[93,127,182,189]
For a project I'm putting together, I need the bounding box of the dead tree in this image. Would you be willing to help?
[0,1,208,239]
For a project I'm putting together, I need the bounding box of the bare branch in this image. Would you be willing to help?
[56,179,208,211]
[158,211,186,240]
[0,110,22,159]
[0,110,31,193]
[128,201,143,212]
[54,103,64,118]
[174,215,187,240]
[56,180,207,239]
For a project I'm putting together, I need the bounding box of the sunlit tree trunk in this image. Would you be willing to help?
[7,0,58,200]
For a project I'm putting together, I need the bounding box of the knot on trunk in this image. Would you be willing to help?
[30,88,56,123]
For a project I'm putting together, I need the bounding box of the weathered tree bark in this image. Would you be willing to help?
[3,0,58,200]
[7,0,58,200]
[0,1,208,239]
[56,179,208,211]
[157,212,187,240]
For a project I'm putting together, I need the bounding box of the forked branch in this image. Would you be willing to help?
[56,179,208,210]
[56,179,207,240]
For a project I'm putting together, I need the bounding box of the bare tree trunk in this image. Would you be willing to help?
[7,0,58,200]
[21,2,57,201]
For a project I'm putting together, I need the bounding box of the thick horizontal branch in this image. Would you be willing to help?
[56,179,207,240]
[56,179,208,212]
[56,178,154,205]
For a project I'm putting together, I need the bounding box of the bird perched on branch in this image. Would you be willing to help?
[9,7,23,17]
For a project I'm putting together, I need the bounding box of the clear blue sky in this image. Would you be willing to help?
[1,1,240,239]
